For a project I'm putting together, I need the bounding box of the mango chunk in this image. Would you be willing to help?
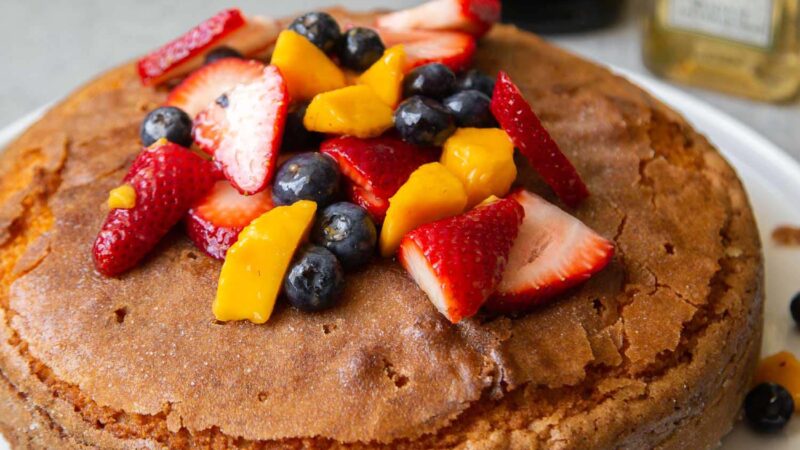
[380,162,468,257]
[213,200,317,324]
[304,85,394,138]
[357,45,406,107]
[107,184,136,209]
[271,30,346,101]
[441,128,516,208]
[754,351,800,411]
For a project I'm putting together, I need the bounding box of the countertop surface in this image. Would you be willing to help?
[1,0,797,160]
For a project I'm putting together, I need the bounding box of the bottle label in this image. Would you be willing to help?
[668,0,774,47]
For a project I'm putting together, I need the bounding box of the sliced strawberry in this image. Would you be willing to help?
[137,9,280,86]
[193,64,288,195]
[186,180,274,260]
[376,28,476,72]
[93,141,217,276]
[487,190,614,312]
[491,71,589,208]
[399,198,524,323]
[320,136,438,222]
[377,0,501,38]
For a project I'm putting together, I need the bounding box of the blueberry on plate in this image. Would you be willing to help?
[791,292,800,325]
[338,27,385,71]
[312,202,377,270]
[402,63,456,100]
[284,245,345,312]
[204,46,243,65]
[281,104,323,152]
[140,106,193,147]
[442,90,495,128]
[394,96,456,146]
[744,383,794,433]
[456,69,495,97]
[288,12,341,54]
[272,152,340,207]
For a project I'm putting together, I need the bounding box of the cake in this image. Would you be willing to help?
[0,4,763,449]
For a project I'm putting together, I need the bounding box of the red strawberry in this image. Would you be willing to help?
[487,190,614,312]
[185,180,274,260]
[193,64,288,195]
[491,71,590,208]
[376,28,476,72]
[93,141,217,276]
[399,198,524,323]
[320,136,438,222]
[137,9,279,86]
[377,0,501,38]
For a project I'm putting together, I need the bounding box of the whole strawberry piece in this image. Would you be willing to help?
[320,136,438,222]
[377,0,501,38]
[491,71,589,208]
[399,197,524,323]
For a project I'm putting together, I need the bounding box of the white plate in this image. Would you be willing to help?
[0,71,797,449]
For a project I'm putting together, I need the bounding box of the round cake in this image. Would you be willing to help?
[0,8,763,450]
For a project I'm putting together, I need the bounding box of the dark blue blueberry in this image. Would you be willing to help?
[288,12,341,54]
[744,383,794,433]
[442,90,496,128]
[457,70,496,97]
[272,153,340,207]
[140,106,193,148]
[281,104,323,152]
[204,46,243,65]
[394,96,456,146]
[338,27,385,71]
[792,292,800,325]
[284,245,344,312]
[312,202,377,270]
[402,63,456,100]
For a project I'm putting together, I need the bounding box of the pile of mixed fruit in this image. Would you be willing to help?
[92,0,615,325]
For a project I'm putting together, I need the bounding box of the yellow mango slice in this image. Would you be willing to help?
[270,30,346,101]
[357,45,406,107]
[107,184,136,209]
[380,162,468,257]
[441,128,517,208]
[213,200,317,324]
[754,351,800,411]
[304,85,395,138]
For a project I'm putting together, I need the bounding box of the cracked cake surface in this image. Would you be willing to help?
[0,9,763,450]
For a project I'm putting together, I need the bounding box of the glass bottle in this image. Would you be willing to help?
[502,0,625,34]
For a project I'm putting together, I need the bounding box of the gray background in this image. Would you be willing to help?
[0,1,797,159]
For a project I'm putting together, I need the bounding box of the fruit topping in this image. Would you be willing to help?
[339,27,386,71]
[284,245,345,312]
[280,103,322,152]
[93,140,217,276]
[193,63,289,195]
[139,106,193,147]
[377,0,501,38]
[320,136,438,222]
[272,152,340,207]
[379,162,467,257]
[186,180,274,260]
[394,96,456,146]
[745,383,794,433]
[441,128,516,207]
[402,63,456,100]
[487,190,614,312]
[377,28,476,73]
[754,351,800,412]
[213,200,317,323]
[456,69,495,97]
[271,30,346,101]
[399,197,523,323]
[312,202,377,270]
[357,45,407,107]
[443,90,494,128]
[304,85,394,138]
[203,46,243,65]
[491,71,589,208]
[288,12,342,54]
[792,292,800,325]
[107,184,136,210]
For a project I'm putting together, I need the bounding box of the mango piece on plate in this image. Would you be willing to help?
[754,351,800,411]
[304,85,395,138]
[357,45,406,107]
[271,30,346,101]
[107,184,137,209]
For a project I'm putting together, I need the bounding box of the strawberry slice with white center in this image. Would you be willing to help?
[137,9,279,86]
[487,190,614,312]
[399,197,524,323]
[377,0,501,38]
[193,64,289,195]
[376,28,476,73]
[186,180,274,260]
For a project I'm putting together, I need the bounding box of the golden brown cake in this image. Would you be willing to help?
[0,9,763,449]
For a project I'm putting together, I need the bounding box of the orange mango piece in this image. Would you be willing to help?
[270,30,346,101]
[304,85,395,138]
[754,351,800,411]
[357,45,407,107]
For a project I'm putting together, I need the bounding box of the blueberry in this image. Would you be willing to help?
[284,245,344,312]
[204,46,243,65]
[792,292,800,325]
[288,12,341,54]
[338,27,385,71]
[456,70,495,97]
[443,90,496,128]
[312,202,377,270]
[744,383,794,433]
[140,106,193,148]
[402,63,456,100]
[281,104,323,152]
[394,96,456,146]
[272,153,340,207]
